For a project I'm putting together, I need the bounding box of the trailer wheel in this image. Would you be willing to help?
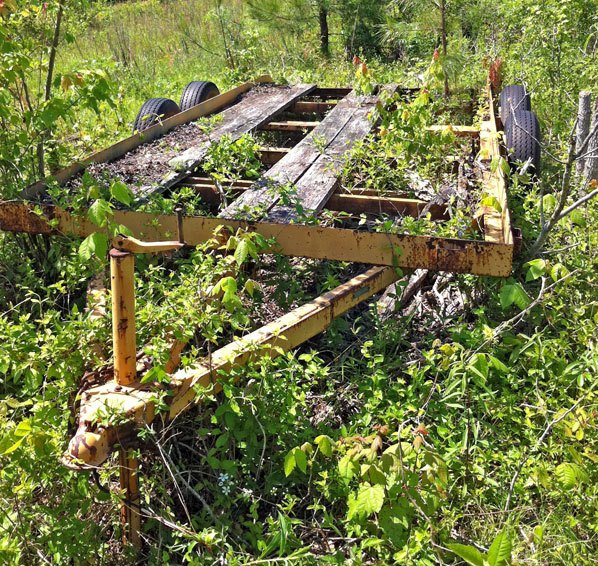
[179,81,220,112]
[499,85,531,122]
[133,98,180,133]
[504,109,541,176]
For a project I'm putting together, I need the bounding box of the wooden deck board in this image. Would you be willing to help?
[267,84,397,223]
[219,90,365,218]
[137,84,315,199]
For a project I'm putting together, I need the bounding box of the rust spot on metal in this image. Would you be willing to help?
[0,202,56,234]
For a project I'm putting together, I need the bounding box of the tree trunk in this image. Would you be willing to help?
[575,91,591,178]
[440,0,449,96]
[584,99,598,183]
[38,0,65,178]
[319,5,329,57]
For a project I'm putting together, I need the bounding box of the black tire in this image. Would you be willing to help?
[179,81,220,112]
[504,109,541,176]
[499,85,531,122]
[132,97,180,133]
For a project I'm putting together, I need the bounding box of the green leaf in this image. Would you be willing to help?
[284,450,295,477]
[542,194,556,212]
[347,484,385,520]
[338,454,360,482]
[487,529,512,566]
[481,195,502,213]
[234,239,250,267]
[0,436,24,456]
[525,258,546,281]
[294,447,307,473]
[447,543,485,566]
[244,279,256,297]
[140,366,169,385]
[555,462,588,490]
[14,419,32,437]
[315,435,333,457]
[110,181,133,206]
[79,233,108,260]
[378,502,409,547]
[500,283,531,310]
[87,199,113,227]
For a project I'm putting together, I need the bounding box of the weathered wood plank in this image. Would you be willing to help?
[219,90,364,218]
[267,84,398,223]
[138,84,315,200]
[22,78,273,200]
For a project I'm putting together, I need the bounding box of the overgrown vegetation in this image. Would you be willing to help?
[0,0,596,564]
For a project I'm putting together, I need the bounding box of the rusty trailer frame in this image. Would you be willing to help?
[0,76,515,547]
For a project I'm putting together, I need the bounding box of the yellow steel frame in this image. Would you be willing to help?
[0,80,514,548]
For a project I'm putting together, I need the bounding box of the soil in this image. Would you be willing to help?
[64,85,286,195]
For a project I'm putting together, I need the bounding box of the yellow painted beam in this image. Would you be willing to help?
[62,265,401,469]
[0,202,513,277]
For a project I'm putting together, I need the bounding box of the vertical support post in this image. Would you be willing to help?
[118,448,141,548]
[111,247,141,547]
[110,249,137,386]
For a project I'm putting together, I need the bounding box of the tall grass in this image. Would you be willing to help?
[55,0,409,153]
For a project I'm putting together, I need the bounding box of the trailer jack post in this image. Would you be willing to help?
[119,447,141,549]
[110,248,138,387]
[109,235,182,548]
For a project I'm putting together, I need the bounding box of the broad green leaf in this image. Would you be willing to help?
[110,181,133,206]
[447,543,485,566]
[525,259,546,281]
[542,194,556,212]
[338,454,360,481]
[500,283,531,310]
[347,484,385,520]
[79,233,108,260]
[284,450,295,477]
[87,199,113,227]
[14,419,32,437]
[234,239,250,267]
[294,447,307,473]
[487,529,512,566]
[555,462,588,490]
[244,279,256,296]
[315,435,333,457]
[378,502,409,547]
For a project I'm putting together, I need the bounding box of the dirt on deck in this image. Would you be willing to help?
[64,85,284,194]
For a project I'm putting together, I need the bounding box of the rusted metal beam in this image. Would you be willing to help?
[259,146,290,165]
[426,125,480,137]
[290,100,337,114]
[110,249,138,386]
[62,265,401,470]
[261,120,320,132]
[479,86,513,246]
[0,202,513,276]
[119,448,141,548]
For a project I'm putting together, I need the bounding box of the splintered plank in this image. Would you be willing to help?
[139,83,315,199]
[267,85,398,223]
[219,90,367,218]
